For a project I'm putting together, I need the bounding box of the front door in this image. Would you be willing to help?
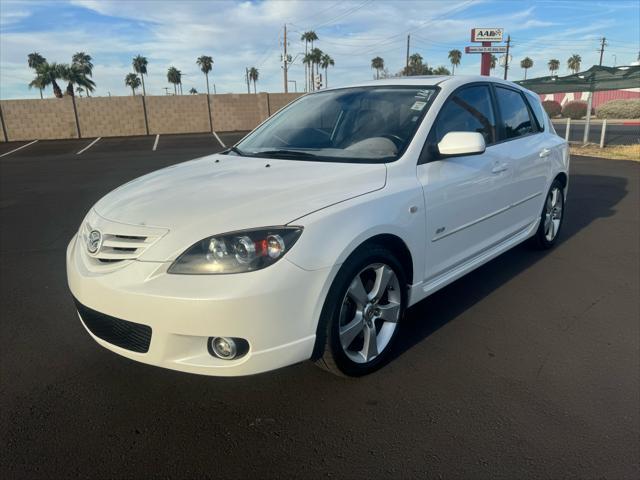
[417,84,513,284]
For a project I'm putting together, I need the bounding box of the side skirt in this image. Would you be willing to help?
[407,217,540,307]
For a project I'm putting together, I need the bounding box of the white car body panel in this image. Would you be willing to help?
[93,156,386,262]
[67,75,569,376]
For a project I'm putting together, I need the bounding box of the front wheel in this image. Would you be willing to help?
[531,179,565,249]
[314,246,407,377]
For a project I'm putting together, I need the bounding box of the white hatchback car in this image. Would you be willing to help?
[67,76,569,377]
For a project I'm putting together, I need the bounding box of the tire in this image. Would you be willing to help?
[314,245,407,377]
[530,178,565,249]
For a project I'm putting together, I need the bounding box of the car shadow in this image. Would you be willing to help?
[388,172,629,363]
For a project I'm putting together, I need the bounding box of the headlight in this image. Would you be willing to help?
[167,227,303,274]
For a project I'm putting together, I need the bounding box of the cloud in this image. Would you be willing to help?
[1,0,638,98]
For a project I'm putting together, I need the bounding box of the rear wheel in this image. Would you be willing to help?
[531,179,565,249]
[315,246,407,377]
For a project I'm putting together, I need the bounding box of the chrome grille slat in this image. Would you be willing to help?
[82,219,165,264]
[101,238,148,249]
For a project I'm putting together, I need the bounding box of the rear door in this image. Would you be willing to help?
[490,86,550,230]
[417,83,514,283]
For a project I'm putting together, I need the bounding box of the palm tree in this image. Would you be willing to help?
[302,53,314,90]
[405,53,430,76]
[31,62,64,98]
[548,59,560,76]
[371,56,384,79]
[567,54,582,74]
[520,57,533,80]
[167,66,181,94]
[189,87,198,94]
[132,55,148,96]
[72,52,93,96]
[308,48,323,91]
[27,52,47,98]
[320,53,334,88]
[300,31,319,91]
[196,55,214,95]
[248,67,259,93]
[28,75,47,98]
[448,49,462,75]
[75,86,84,97]
[125,73,141,95]
[433,66,451,75]
[59,63,95,97]
[490,55,497,72]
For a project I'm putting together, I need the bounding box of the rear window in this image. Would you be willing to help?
[495,86,534,140]
[525,92,546,132]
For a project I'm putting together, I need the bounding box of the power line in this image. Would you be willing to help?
[309,0,373,31]
[346,0,475,56]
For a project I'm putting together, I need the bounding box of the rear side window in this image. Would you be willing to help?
[434,85,496,145]
[525,92,546,131]
[495,86,534,139]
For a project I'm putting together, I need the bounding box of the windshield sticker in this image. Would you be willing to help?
[411,101,427,111]
[415,89,433,99]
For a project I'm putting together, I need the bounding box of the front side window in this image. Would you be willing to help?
[434,85,496,145]
[233,86,438,163]
[495,87,534,139]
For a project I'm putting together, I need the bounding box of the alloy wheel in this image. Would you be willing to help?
[338,263,401,364]
[544,186,564,242]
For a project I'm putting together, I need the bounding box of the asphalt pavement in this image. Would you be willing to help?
[0,134,638,479]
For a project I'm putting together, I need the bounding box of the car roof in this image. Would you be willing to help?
[325,75,531,94]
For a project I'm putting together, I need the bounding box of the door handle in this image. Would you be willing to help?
[539,148,551,158]
[491,163,508,174]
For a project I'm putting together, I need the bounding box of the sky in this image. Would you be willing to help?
[1,0,639,99]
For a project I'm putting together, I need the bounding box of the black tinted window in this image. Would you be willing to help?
[525,92,545,131]
[435,85,496,144]
[496,87,534,139]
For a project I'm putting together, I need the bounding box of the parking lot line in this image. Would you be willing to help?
[0,139,38,158]
[76,137,101,155]
[152,134,160,151]
[212,131,226,148]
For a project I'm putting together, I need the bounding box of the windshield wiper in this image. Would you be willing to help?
[222,146,246,156]
[252,149,319,159]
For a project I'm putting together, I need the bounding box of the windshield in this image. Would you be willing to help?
[232,86,438,163]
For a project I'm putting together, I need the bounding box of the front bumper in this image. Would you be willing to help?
[66,234,332,376]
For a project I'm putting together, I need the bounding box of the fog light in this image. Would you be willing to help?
[209,337,237,359]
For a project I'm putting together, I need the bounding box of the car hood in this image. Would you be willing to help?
[93,153,387,261]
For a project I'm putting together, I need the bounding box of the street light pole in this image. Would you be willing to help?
[283,24,289,93]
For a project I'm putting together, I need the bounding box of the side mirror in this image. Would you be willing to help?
[437,131,486,157]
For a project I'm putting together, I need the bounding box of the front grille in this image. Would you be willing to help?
[81,222,162,263]
[74,299,152,353]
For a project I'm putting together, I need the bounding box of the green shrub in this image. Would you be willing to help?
[597,99,640,119]
[562,101,588,119]
[542,100,562,118]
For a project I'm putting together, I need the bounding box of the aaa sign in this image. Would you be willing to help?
[471,28,504,42]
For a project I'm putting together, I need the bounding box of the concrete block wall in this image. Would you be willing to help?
[268,92,304,115]
[211,93,270,132]
[146,95,211,134]
[76,96,147,138]
[0,93,303,141]
[1,97,77,141]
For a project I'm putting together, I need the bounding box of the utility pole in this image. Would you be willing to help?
[503,35,511,80]
[245,67,250,94]
[598,37,607,66]
[405,35,410,75]
[283,24,289,93]
[584,37,607,144]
